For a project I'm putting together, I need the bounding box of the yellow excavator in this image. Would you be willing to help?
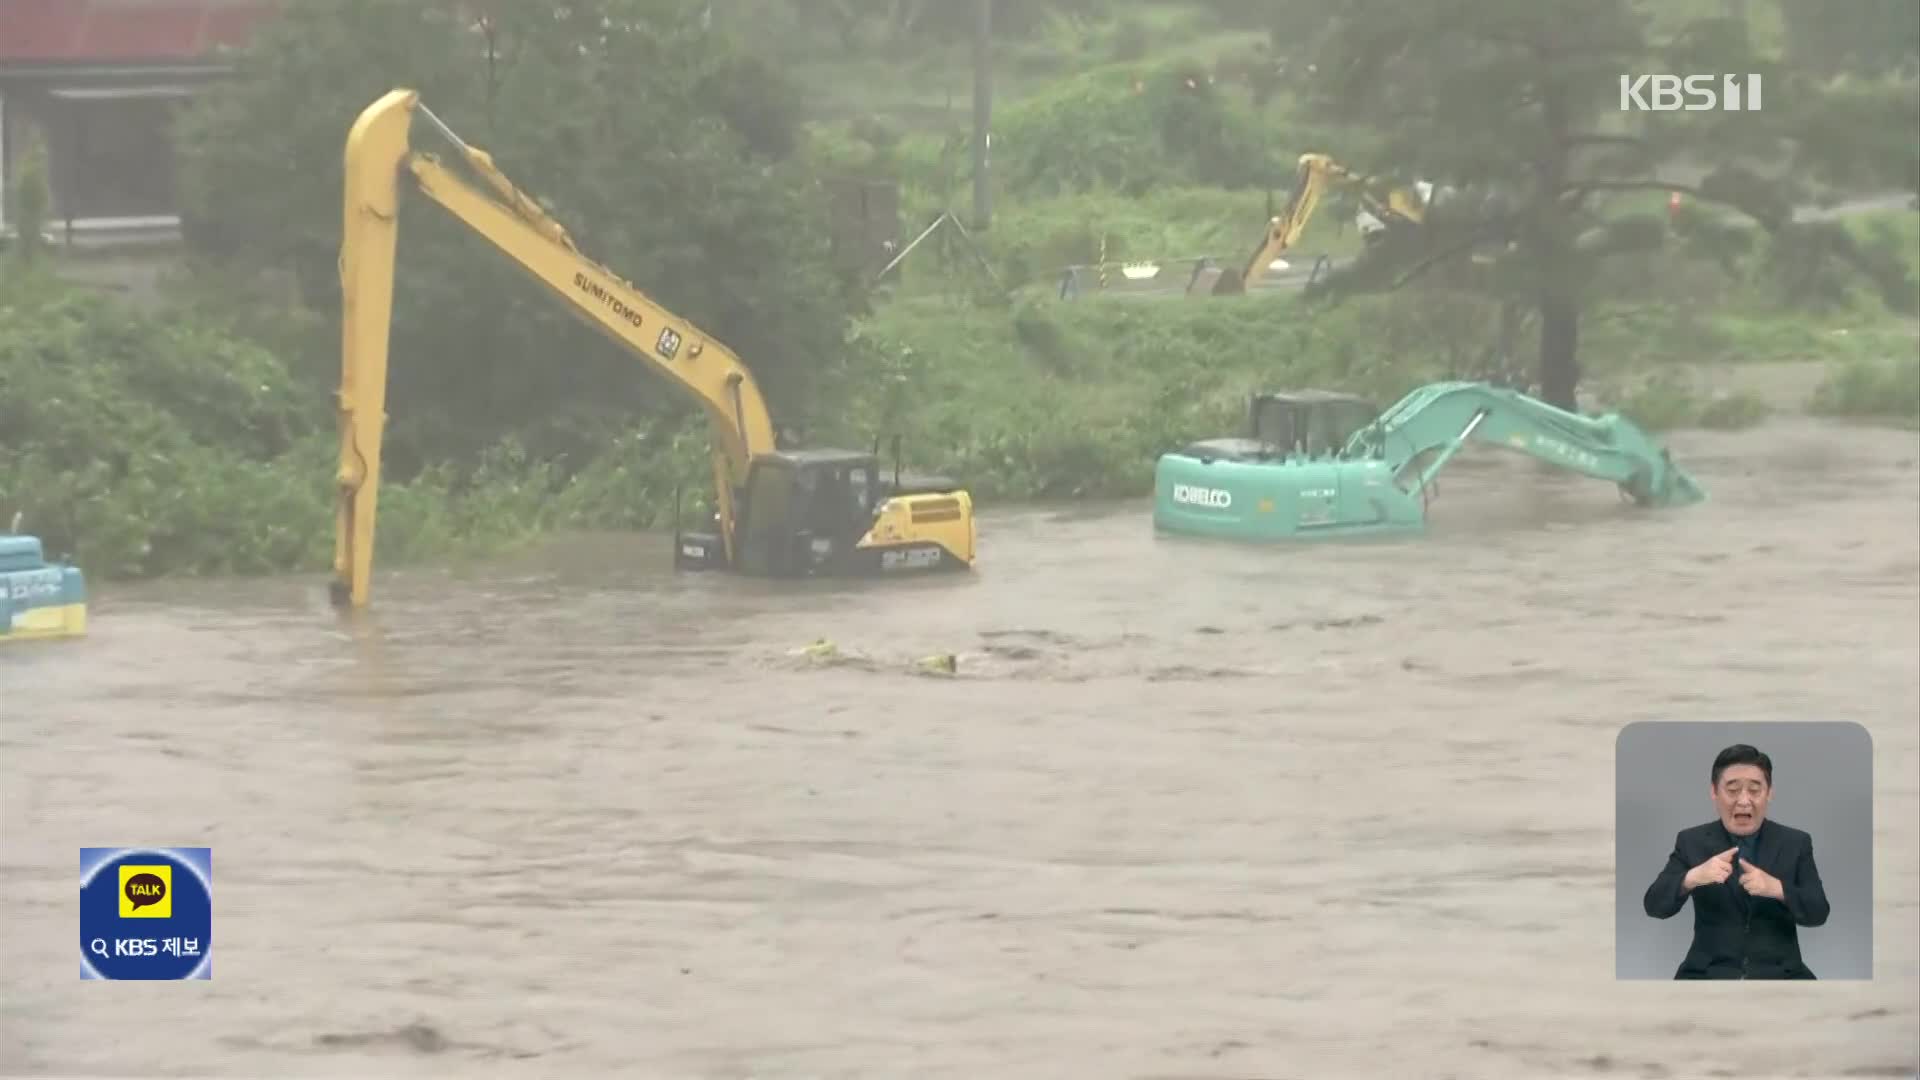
[1204,152,1430,295]
[329,89,975,608]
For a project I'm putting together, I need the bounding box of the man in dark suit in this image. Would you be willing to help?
[1642,743,1831,979]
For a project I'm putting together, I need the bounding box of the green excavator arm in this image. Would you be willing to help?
[1344,381,1706,507]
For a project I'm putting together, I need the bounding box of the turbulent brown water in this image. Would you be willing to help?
[3,418,1917,1079]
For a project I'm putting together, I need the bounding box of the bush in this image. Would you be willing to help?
[945,61,1285,199]
[1810,353,1920,426]
[3,129,51,267]
[0,280,330,574]
[0,277,695,579]
[823,289,1518,500]
[1605,372,1772,432]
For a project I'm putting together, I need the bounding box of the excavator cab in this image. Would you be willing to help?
[675,450,971,577]
[1169,389,1382,466]
[1248,390,1381,458]
[739,451,880,576]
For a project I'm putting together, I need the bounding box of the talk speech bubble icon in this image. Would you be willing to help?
[124,872,167,911]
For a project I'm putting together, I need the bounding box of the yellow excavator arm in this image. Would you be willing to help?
[332,90,966,608]
[1223,152,1428,292]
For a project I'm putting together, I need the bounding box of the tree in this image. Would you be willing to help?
[173,0,857,472]
[710,0,1109,58]
[4,129,51,270]
[1270,0,1919,409]
[1780,0,1920,78]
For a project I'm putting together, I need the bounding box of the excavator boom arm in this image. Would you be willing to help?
[332,89,774,607]
[1238,154,1342,288]
[1234,153,1431,290]
[1344,382,1705,507]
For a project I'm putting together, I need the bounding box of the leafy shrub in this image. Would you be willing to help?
[965,61,1284,198]
[1604,370,1772,432]
[1810,353,1920,425]
[0,277,693,578]
[0,280,333,574]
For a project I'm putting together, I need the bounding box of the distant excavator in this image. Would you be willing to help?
[1198,152,1432,296]
[330,90,975,608]
[1152,381,1705,541]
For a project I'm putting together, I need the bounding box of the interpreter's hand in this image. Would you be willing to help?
[1737,858,1785,901]
[1683,847,1739,891]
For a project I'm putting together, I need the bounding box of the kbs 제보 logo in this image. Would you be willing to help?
[80,847,212,980]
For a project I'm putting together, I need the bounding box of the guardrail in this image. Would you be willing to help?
[1054,252,1335,300]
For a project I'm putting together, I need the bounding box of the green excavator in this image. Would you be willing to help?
[1152,381,1705,541]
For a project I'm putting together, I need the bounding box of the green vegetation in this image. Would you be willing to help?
[0,273,723,577]
[0,274,330,575]
[1810,353,1920,426]
[4,0,1916,582]
[2,129,51,269]
[1603,371,1774,433]
[1582,302,1919,370]
[826,274,1918,499]
[1259,0,1917,410]
[836,290,1520,498]
[171,0,852,468]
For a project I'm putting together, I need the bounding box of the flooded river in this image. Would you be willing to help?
[3,418,1917,1079]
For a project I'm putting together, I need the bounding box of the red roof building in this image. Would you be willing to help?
[1,0,279,244]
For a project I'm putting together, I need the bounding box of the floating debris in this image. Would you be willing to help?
[792,638,839,660]
[913,653,958,676]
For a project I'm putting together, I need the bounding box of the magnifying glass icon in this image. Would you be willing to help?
[89,938,108,959]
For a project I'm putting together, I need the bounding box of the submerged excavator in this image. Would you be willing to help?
[1152,382,1706,541]
[329,90,974,608]
[1200,152,1431,296]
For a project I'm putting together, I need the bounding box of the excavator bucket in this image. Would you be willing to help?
[1604,427,1706,508]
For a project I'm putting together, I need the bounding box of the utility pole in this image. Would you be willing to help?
[971,0,991,230]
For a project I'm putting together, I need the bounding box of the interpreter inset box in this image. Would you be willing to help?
[1615,722,1871,980]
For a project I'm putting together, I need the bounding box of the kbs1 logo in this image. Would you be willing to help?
[80,847,212,980]
[1619,74,1763,112]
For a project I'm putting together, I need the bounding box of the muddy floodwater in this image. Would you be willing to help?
[3,418,1917,1079]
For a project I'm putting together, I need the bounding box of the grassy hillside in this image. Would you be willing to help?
[771,3,1271,133]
